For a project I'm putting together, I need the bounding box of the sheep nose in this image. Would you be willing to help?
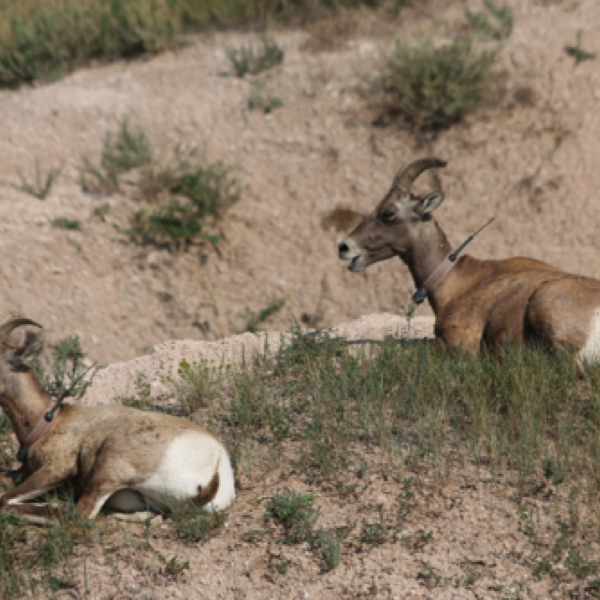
[338,241,349,255]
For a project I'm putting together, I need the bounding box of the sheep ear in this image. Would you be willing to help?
[413,192,444,217]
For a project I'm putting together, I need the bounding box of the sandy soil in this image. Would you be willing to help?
[2,0,600,597]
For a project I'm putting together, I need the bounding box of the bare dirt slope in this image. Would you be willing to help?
[1,0,599,365]
[2,0,600,597]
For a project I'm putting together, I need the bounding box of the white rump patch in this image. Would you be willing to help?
[579,309,600,364]
[138,431,235,511]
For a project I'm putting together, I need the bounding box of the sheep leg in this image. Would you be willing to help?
[0,465,71,524]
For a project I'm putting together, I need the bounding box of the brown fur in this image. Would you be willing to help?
[0,326,233,523]
[339,158,600,356]
[194,470,220,506]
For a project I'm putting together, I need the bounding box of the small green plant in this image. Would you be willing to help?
[263,489,319,545]
[166,503,227,543]
[80,120,153,193]
[268,552,290,574]
[532,557,552,580]
[417,561,442,589]
[241,298,285,333]
[542,456,565,485]
[227,38,284,77]
[34,335,96,401]
[52,217,82,231]
[466,0,513,40]
[248,80,283,113]
[564,31,596,66]
[565,546,598,580]
[117,373,154,410]
[17,160,61,199]
[129,149,239,249]
[165,358,225,412]
[382,35,502,128]
[358,521,391,547]
[92,204,111,220]
[315,527,341,571]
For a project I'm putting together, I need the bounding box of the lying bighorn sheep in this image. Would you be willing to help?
[0,313,235,524]
[339,157,600,361]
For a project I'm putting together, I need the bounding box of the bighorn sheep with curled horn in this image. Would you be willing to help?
[339,158,600,361]
[0,313,235,524]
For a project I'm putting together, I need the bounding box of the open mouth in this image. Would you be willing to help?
[348,256,363,272]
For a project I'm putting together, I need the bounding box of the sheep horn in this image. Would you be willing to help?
[392,158,447,195]
[0,312,42,343]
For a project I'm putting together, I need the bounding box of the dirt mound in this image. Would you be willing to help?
[83,314,434,405]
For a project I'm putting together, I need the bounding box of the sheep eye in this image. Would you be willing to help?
[379,211,396,223]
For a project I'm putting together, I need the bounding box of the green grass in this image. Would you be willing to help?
[202,331,600,500]
[466,0,513,41]
[81,121,239,248]
[18,159,62,199]
[0,0,388,88]
[34,335,97,401]
[564,30,596,66]
[226,38,284,77]
[381,35,503,129]
[52,217,82,231]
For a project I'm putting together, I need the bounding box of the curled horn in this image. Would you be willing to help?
[392,157,447,195]
[0,312,42,344]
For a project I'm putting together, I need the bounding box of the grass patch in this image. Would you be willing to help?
[194,330,600,501]
[564,30,596,66]
[34,334,97,402]
[52,217,82,231]
[226,38,284,77]
[248,79,283,114]
[130,148,239,248]
[264,489,319,545]
[0,505,100,597]
[81,121,239,249]
[381,35,503,129]
[17,160,62,199]
[0,0,387,88]
[466,0,513,41]
[166,503,227,543]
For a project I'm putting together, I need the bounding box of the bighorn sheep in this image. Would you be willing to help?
[0,313,235,524]
[338,157,600,361]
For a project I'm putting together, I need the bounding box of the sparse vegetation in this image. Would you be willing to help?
[52,217,82,231]
[80,120,153,193]
[17,159,61,199]
[0,0,381,88]
[80,121,239,248]
[381,35,503,128]
[466,0,513,40]
[264,489,319,545]
[34,335,96,401]
[241,298,286,333]
[564,30,596,66]
[164,358,227,412]
[227,38,284,77]
[248,79,283,113]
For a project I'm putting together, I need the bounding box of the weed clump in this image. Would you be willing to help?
[18,160,62,199]
[264,489,319,545]
[382,35,502,129]
[227,38,284,77]
[80,121,239,249]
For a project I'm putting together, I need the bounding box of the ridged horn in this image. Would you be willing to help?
[391,158,447,195]
[0,312,42,344]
